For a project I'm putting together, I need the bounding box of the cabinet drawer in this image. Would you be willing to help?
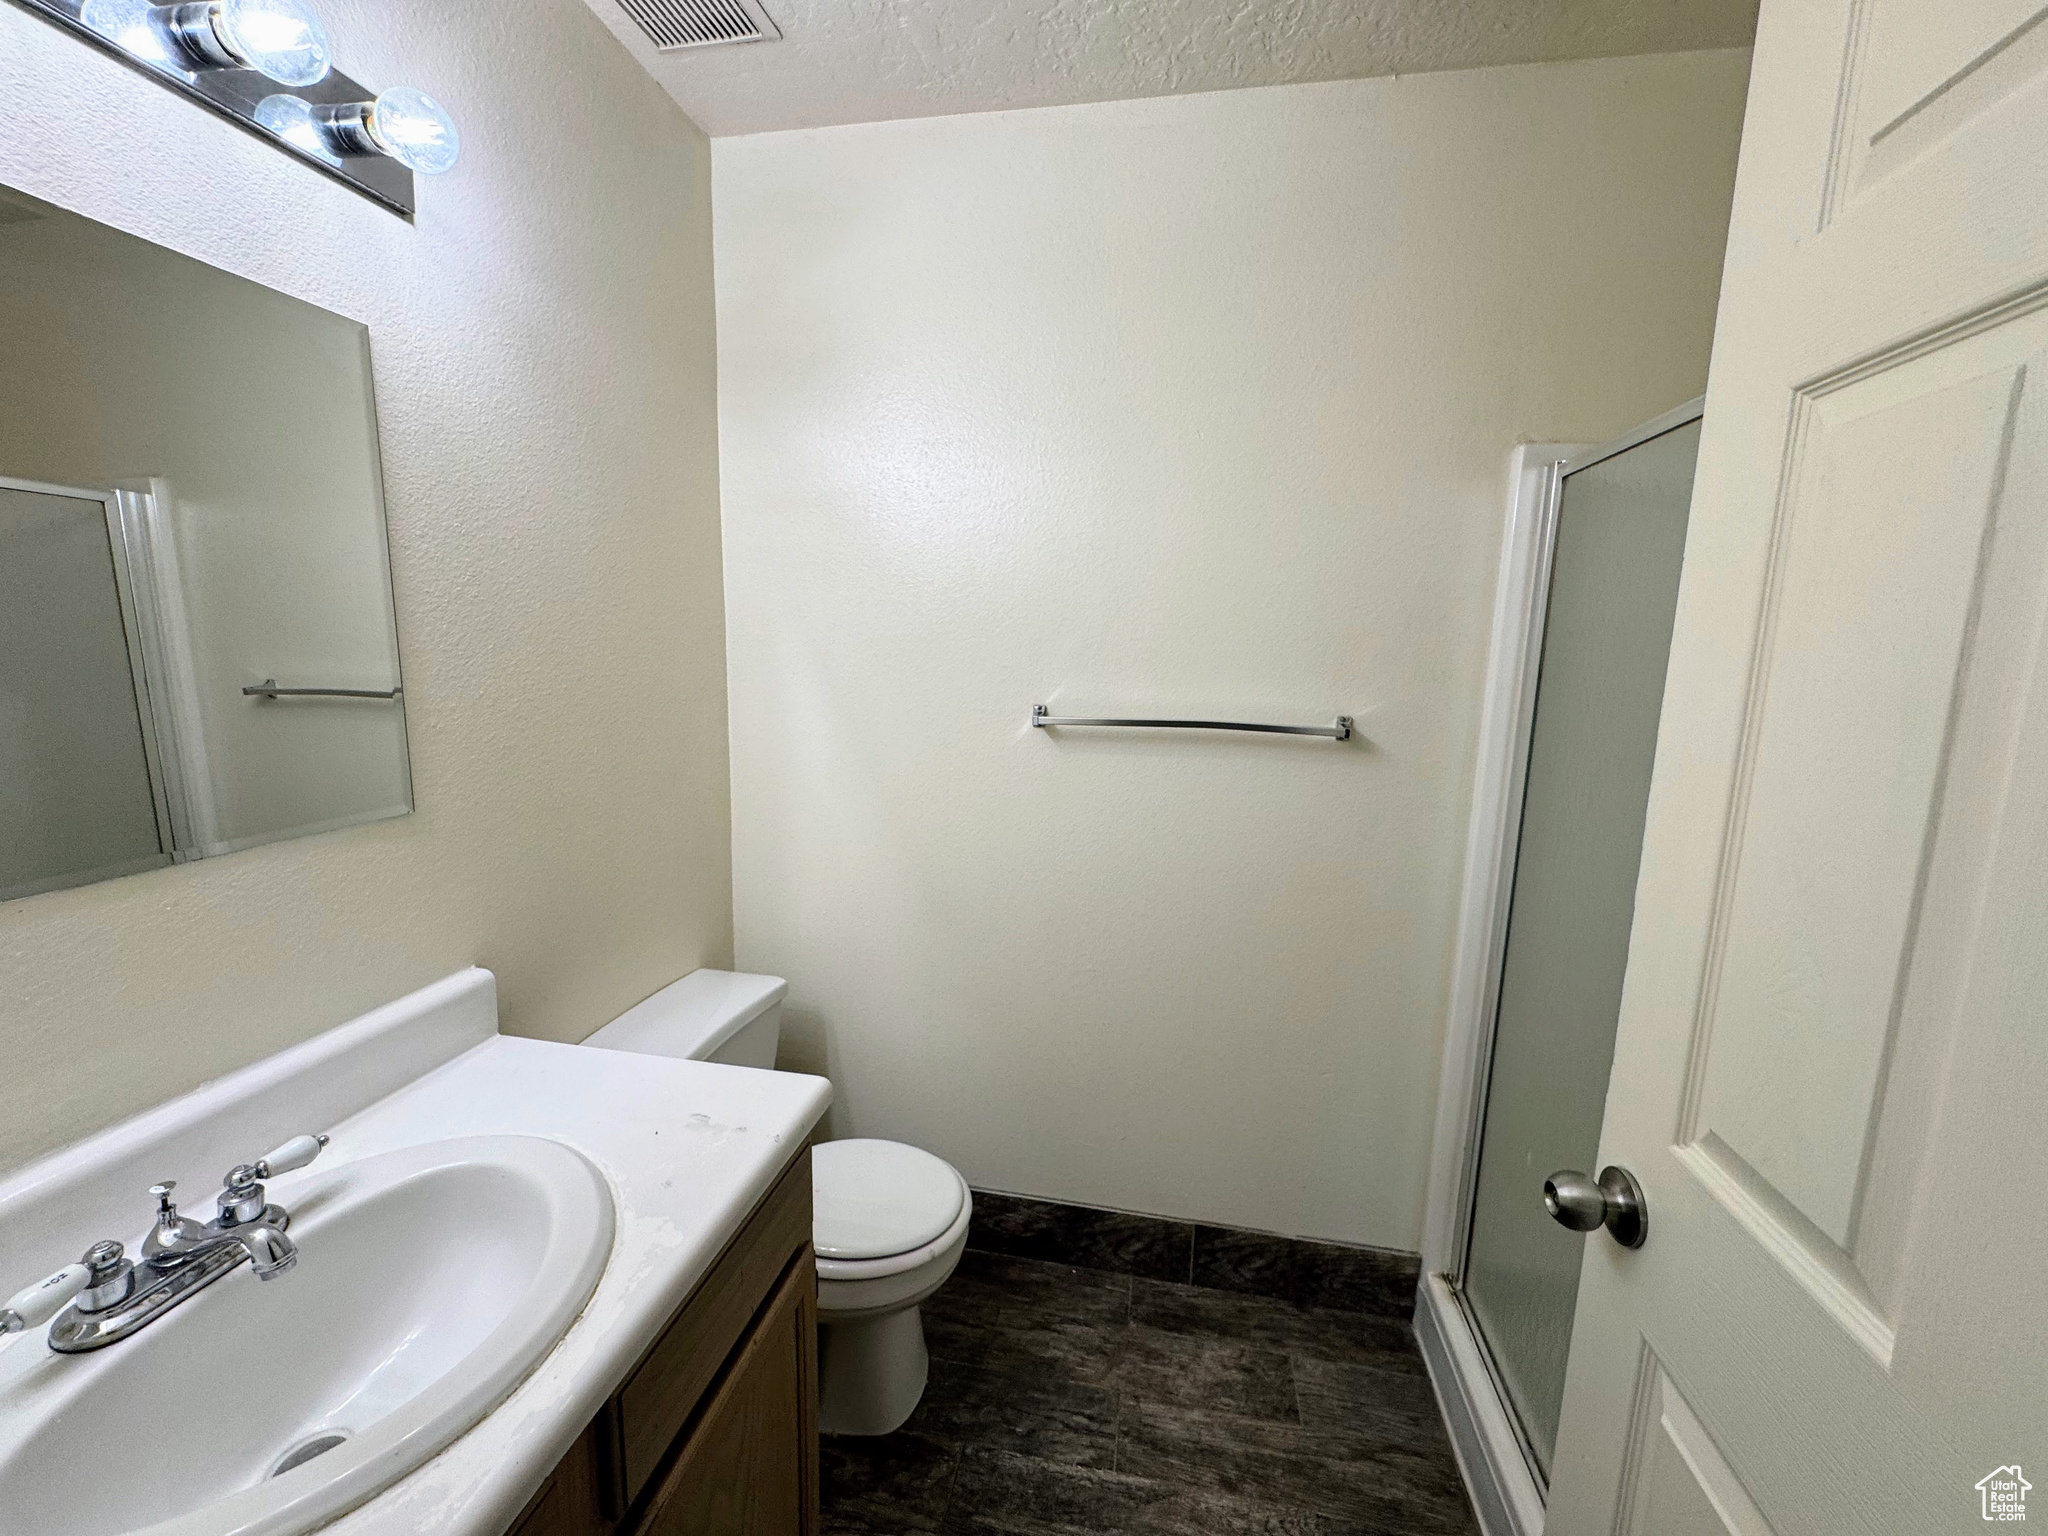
[616,1147,812,1506]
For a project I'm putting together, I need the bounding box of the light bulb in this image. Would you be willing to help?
[365,87,459,175]
[301,88,461,177]
[78,0,172,64]
[254,93,340,163]
[209,0,330,85]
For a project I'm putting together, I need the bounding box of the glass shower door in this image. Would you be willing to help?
[1459,414,1702,1479]
[0,482,173,899]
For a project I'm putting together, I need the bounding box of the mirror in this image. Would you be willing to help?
[0,184,411,902]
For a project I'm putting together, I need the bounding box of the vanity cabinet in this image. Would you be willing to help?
[634,1256,816,1535]
[508,1147,818,1536]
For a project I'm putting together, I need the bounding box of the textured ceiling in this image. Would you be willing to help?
[578,0,1758,137]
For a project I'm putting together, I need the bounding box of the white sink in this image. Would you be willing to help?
[0,1134,613,1536]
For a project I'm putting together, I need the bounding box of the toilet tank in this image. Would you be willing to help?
[580,970,788,1069]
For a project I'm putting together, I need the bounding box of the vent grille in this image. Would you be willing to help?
[614,0,779,50]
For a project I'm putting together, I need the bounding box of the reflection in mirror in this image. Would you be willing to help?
[0,184,411,902]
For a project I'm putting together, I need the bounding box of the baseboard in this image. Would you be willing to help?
[965,1188,1420,1320]
[1415,1273,1546,1536]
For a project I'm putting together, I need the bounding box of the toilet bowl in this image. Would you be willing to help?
[810,1138,972,1435]
[580,970,969,1436]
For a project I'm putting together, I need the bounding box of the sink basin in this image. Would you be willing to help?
[0,1135,613,1536]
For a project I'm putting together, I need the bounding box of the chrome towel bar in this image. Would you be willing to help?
[1031,704,1352,740]
[243,679,404,700]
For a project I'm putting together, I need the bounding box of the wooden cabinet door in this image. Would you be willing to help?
[617,1150,813,1506]
[636,1251,819,1536]
[507,1421,607,1536]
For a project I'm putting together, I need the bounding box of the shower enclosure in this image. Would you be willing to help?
[1415,399,1704,1535]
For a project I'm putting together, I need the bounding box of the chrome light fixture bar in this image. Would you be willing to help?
[7,0,460,215]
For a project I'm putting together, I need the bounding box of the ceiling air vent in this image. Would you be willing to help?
[614,0,780,50]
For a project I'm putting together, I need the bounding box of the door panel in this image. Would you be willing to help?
[1546,0,2048,1529]
[1687,336,2040,1336]
[1615,1354,1775,1536]
[1833,1,2048,208]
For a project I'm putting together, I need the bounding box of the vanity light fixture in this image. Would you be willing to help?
[256,85,460,175]
[78,0,330,84]
[9,0,452,212]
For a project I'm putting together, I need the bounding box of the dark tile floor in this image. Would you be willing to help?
[821,1251,1480,1536]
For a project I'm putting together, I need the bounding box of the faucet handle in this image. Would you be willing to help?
[0,1262,91,1334]
[83,1240,125,1274]
[217,1133,328,1228]
[248,1133,330,1181]
[77,1241,135,1313]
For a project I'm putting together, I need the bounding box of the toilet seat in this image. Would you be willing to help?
[815,1174,972,1285]
[812,1139,965,1262]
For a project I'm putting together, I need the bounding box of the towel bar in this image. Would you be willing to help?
[1031,704,1351,740]
[243,679,403,700]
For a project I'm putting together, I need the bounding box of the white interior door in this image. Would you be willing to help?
[1545,1,2048,1532]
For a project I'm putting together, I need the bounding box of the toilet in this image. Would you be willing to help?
[580,970,971,1436]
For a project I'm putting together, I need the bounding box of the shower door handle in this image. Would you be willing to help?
[1542,1166,1647,1249]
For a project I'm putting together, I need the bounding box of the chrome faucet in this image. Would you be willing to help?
[141,1165,301,1278]
[0,1133,328,1354]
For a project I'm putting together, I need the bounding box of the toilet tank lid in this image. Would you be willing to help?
[580,969,788,1061]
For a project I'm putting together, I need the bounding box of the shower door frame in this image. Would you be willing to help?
[0,474,186,897]
[1411,397,1705,1536]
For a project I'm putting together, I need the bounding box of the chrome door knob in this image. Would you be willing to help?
[1543,1166,1647,1248]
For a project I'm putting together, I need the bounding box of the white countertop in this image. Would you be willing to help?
[318,1035,830,1535]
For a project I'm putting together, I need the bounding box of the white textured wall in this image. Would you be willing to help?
[716,52,1749,1250]
[0,0,731,1173]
